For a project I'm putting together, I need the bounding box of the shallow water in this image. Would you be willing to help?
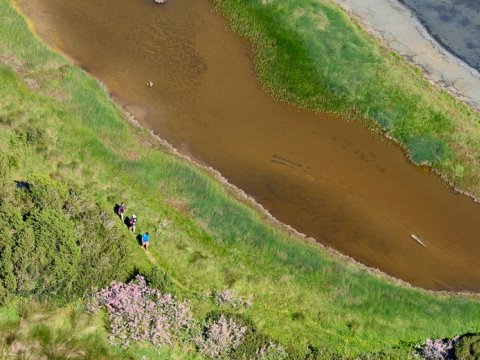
[17,0,480,291]
[398,0,480,72]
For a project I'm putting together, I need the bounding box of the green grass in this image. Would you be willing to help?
[1,0,480,357]
[0,300,115,360]
[214,0,480,197]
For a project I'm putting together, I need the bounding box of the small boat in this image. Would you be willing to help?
[147,81,154,88]
[411,234,426,247]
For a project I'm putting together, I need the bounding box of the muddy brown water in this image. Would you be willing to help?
[17,0,480,291]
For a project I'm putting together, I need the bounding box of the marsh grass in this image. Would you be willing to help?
[0,300,112,360]
[0,300,201,360]
[1,0,480,357]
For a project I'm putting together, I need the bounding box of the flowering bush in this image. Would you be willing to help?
[195,315,248,359]
[256,340,289,360]
[416,336,458,360]
[90,278,288,359]
[213,289,253,308]
[92,275,193,347]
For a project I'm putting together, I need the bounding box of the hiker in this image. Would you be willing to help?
[141,232,150,252]
[129,214,137,234]
[118,202,126,222]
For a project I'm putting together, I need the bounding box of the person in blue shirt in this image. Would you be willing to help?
[141,232,150,252]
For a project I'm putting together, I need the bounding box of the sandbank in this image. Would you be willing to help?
[333,0,480,112]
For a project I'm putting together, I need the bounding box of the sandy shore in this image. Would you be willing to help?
[333,0,480,112]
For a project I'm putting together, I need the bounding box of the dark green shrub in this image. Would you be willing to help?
[25,126,47,150]
[291,311,305,321]
[21,174,68,210]
[0,173,132,301]
[143,267,174,294]
[231,331,273,359]
[71,201,131,294]
[27,208,80,296]
[454,335,480,360]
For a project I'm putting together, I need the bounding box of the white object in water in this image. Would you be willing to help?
[411,234,426,247]
[154,0,167,3]
[147,81,154,88]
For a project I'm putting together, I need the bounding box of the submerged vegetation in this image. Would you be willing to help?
[214,0,480,197]
[1,0,480,358]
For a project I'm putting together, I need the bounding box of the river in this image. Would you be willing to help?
[16,0,480,291]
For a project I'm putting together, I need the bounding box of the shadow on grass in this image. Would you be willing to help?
[136,234,143,246]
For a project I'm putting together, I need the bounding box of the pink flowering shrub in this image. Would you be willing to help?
[416,336,458,360]
[91,275,193,348]
[213,289,253,308]
[195,315,248,358]
[90,277,287,358]
[256,340,289,360]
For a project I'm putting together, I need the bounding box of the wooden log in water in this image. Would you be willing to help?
[411,234,426,247]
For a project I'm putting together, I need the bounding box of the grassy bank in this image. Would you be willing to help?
[214,0,480,198]
[1,0,480,358]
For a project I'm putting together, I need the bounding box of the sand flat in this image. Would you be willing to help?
[334,0,480,111]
